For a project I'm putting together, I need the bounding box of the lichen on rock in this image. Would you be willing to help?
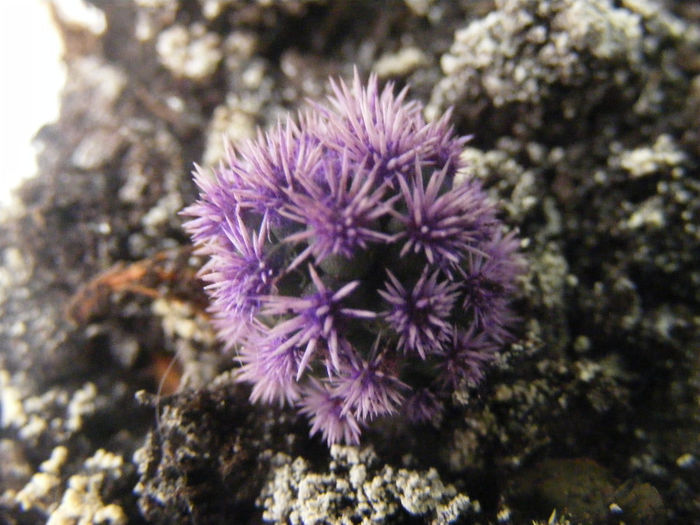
[259,445,475,524]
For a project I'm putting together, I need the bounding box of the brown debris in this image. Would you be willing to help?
[66,247,207,325]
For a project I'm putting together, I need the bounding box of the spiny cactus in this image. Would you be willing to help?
[182,70,525,445]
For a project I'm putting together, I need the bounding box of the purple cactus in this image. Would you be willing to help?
[182,70,525,446]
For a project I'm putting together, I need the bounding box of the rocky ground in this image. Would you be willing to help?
[0,0,698,523]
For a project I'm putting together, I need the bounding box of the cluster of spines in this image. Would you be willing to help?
[183,70,524,445]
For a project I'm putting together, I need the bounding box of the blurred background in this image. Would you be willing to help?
[0,0,64,207]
